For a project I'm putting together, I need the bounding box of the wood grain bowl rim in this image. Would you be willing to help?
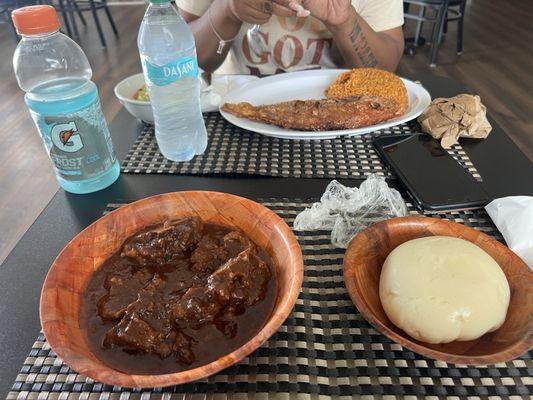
[343,216,533,366]
[40,191,304,388]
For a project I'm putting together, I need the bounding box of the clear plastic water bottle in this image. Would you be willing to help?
[138,0,207,162]
[12,5,119,194]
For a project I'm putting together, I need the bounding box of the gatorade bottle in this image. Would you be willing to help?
[12,5,119,194]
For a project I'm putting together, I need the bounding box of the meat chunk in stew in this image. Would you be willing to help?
[190,235,228,273]
[122,217,203,265]
[173,247,271,325]
[223,231,252,258]
[97,268,152,321]
[103,274,197,363]
[189,230,252,273]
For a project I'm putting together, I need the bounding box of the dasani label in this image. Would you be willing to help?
[144,57,199,86]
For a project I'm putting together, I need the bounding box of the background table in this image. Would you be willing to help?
[0,73,532,399]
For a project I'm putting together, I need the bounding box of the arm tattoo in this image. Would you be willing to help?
[348,18,378,67]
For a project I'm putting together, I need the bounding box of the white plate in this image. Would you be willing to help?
[220,69,432,140]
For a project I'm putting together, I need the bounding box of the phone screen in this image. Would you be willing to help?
[373,134,490,211]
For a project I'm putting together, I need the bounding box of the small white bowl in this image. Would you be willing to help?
[114,73,154,123]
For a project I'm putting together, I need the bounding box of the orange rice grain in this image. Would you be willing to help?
[326,68,408,113]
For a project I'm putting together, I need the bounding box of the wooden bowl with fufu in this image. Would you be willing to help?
[343,217,532,365]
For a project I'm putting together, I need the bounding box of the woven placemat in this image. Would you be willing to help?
[9,200,530,399]
[121,113,482,181]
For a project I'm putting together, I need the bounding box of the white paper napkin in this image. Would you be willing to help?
[485,196,533,268]
[201,74,259,113]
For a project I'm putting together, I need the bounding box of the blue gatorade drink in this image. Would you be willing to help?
[12,5,119,194]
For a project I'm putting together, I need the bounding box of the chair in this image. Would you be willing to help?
[0,0,49,42]
[403,0,467,67]
[53,0,118,47]
[1,3,18,42]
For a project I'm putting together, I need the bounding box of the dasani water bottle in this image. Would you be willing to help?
[138,0,207,161]
[12,5,119,194]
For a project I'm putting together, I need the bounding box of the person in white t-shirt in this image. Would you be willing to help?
[177,0,404,76]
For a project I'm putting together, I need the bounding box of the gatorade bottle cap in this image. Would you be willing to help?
[12,5,61,35]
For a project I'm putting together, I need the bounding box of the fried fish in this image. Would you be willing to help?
[221,96,402,131]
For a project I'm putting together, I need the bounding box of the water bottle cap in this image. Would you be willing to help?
[12,5,60,35]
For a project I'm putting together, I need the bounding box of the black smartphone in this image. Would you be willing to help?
[373,134,491,212]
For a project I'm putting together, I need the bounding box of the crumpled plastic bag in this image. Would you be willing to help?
[293,175,408,248]
[485,196,533,269]
[418,94,492,148]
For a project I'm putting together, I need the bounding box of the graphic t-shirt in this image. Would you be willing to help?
[177,0,404,75]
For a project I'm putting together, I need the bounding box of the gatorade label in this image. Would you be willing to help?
[143,56,199,86]
[29,97,116,181]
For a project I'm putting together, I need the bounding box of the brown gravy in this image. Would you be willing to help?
[80,217,277,375]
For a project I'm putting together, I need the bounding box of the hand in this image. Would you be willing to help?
[277,0,355,29]
[223,0,295,25]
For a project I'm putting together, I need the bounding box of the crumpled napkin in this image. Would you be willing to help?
[201,74,259,112]
[293,175,407,248]
[485,196,533,268]
[418,94,492,148]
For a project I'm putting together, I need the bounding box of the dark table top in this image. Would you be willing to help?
[0,72,532,398]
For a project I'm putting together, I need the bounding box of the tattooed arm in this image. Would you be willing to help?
[328,7,404,71]
[276,0,404,72]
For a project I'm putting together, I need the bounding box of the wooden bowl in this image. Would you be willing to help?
[343,217,533,365]
[40,191,303,387]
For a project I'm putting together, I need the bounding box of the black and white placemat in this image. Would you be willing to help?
[121,113,482,181]
[8,200,530,399]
